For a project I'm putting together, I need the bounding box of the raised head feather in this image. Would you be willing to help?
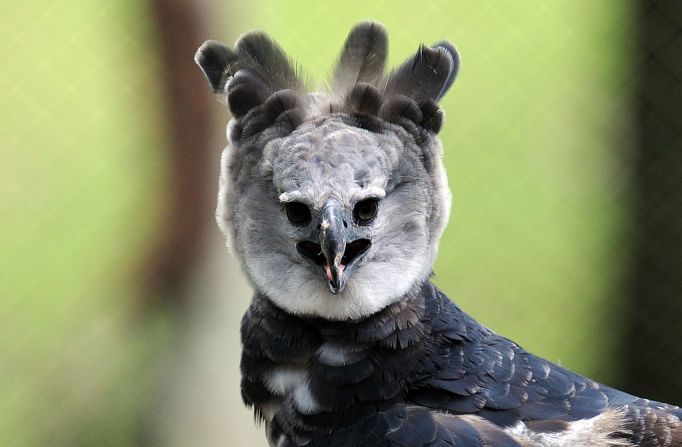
[234,31,304,95]
[331,22,389,95]
[194,40,237,94]
[385,43,457,104]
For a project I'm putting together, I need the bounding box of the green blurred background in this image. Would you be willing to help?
[3,1,681,446]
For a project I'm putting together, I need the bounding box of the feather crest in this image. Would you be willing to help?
[385,44,456,103]
[194,40,237,94]
[196,23,460,135]
[234,31,304,94]
[331,21,388,95]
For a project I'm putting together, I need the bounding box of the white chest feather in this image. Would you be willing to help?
[261,366,321,421]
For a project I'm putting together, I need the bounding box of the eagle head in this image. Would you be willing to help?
[195,22,459,320]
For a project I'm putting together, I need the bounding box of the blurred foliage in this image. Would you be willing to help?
[0,0,634,446]
[0,0,172,445]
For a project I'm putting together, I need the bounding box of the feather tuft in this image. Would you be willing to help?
[234,31,304,94]
[385,43,457,103]
[194,40,237,94]
[226,69,269,118]
[419,100,444,133]
[346,82,383,115]
[331,22,388,95]
[433,40,460,99]
[379,94,423,125]
[222,32,305,118]
[196,24,460,137]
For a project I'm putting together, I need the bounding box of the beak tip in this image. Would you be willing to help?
[327,279,344,295]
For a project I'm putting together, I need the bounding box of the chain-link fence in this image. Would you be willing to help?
[1,1,681,446]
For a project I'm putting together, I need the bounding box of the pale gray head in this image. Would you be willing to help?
[195,22,459,320]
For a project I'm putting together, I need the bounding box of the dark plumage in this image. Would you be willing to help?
[241,283,682,447]
[195,21,682,446]
[384,44,456,103]
[195,32,304,118]
[194,40,237,93]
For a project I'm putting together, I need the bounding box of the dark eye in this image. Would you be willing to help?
[285,202,311,225]
[353,199,378,224]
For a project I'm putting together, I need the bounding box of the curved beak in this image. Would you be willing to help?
[320,203,347,293]
[296,200,372,295]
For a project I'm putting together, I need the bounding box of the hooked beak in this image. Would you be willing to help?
[296,201,371,294]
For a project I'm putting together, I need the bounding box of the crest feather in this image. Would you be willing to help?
[195,22,460,135]
[234,32,304,95]
[385,44,457,103]
[194,40,237,94]
[331,22,389,94]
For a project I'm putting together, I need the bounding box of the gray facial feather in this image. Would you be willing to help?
[204,22,458,320]
[218,116,445,319]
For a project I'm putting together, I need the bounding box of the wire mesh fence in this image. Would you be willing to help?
[1,1,681,446]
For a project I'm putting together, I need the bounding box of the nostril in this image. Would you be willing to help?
[342,220,348,228]
[340,239,371,266]
[297,241,325,266]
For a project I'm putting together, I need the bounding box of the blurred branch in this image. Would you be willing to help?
[141,0,215,307]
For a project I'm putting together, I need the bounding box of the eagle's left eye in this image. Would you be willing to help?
[354,199,378,224]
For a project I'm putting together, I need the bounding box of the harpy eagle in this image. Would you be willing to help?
[194,21,682,447]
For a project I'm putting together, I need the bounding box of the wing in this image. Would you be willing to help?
[407,284,682,445]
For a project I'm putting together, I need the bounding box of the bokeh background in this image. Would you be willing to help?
[2,1,681,446]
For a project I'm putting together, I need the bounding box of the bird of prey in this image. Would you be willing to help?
[195,22,682,447]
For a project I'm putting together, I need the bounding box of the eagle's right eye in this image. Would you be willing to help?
[285,202,311,225]
[353,199,378,224]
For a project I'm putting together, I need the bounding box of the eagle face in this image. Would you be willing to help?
[199,22,458,320]
[221,115,441,320]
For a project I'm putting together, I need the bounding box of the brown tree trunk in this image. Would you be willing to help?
[141,0,217,307]
[135,1,268,445]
